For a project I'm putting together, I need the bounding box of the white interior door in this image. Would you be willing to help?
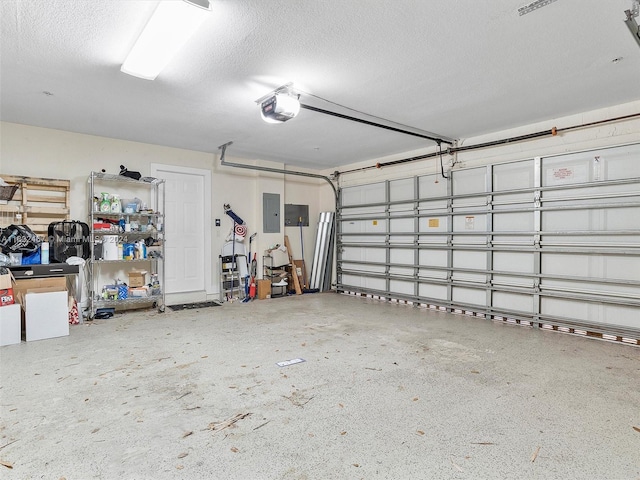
[151,164,212,296]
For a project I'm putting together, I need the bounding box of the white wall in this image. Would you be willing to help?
[0,122,325,297]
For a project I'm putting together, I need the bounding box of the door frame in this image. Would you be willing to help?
[150,163,214,295]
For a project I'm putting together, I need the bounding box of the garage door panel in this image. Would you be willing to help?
[605,144,640,179]
[452,286,486,307]
[341,220,367,234]
[389,267,414,277]
[341,274,363,288]
[604,257,640,281]
[541,300,638,329]
[452,167,487,195]
[338,143,640,341]
[418,200,449,213]
[453,214,487,232]
[390,218,414,232]
[452,234,486,246]
[341,247,386,263]
[493,292,533,313]
[390,280,414,296]
[542,157,592,187]
[542,253,593,277]
[419,236,449,246]
[493,160,535,191]
[419,282,448,300]
[453,250,485,269]
[419,216,448,232]
[493,275,534,288]
[342,183,385,206]
[603,206,640,230]
[600,305,640,329]
[542,143,640,186]
[542,279,640,298]
[364,277,387,291]
[541,297,589,320]
[493,199,533,211]
[493,251,534,273]
[341,236,386,245]
[494,212,533,232]
[341,206,385,218]
[542,210,591,231]
[452,271,486,283]
[390,178,415,202]
[418,175,448,198]
[342,261,385,274]
[418,269,448,280]
[390,249,414,265]
[389,236,414,245]
[419,249,448,267]
[492,234,533,247]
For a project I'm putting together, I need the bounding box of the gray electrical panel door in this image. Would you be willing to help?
[263,193,280,233]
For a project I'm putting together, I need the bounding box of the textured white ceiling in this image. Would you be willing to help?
[1,0,639,169]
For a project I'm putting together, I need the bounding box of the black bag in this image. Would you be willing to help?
[48,221,90,263]
[0,224,42,255]
[119,165,141,180]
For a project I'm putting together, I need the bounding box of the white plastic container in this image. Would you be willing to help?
[102,235,119,260]
[41,242,49,264]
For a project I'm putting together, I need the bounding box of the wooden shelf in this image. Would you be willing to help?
[0,174,70,236]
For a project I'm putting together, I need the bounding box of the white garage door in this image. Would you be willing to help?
[337,143,640,345]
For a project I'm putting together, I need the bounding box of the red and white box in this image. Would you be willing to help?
[0,270,15,306]
[0,288,14,306]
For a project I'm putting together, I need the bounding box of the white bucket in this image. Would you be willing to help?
[102,235,119,260]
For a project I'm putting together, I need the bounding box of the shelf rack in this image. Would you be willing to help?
[87,171,166,318]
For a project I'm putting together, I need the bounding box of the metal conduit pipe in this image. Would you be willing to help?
[338,112,640,175]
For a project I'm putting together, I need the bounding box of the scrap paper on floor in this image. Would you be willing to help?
[276,358,306,367]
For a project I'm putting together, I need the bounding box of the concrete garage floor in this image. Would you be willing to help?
[1,293,639,480]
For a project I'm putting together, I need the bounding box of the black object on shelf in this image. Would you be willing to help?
[9,263,79,279]
[48,221,90,263]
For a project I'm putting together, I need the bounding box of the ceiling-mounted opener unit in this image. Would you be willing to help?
[257,84,301,123]
[625,0,640,47]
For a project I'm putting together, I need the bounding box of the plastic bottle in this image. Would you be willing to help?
[99,193,111,212]
[111,194,121,213]
[41,242,49,264]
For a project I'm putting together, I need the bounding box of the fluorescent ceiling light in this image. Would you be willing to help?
[121,0,211,80]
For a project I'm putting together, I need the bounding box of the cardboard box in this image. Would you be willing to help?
[13,276,66,298]
[14,276,69,342]
[128,270,147,287]
[0,288,14,306]
[22,290,69,342]
[129,286,149,297]
[0,303,21,346]
[0,269,15,289]
[257,279,271,300]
